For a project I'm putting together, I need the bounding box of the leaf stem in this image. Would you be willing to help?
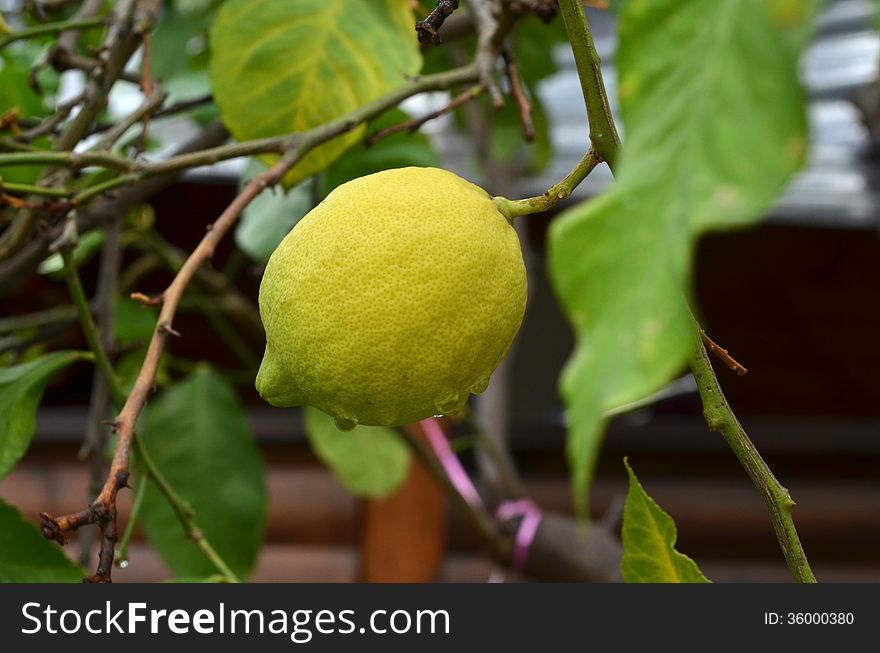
[557,0,620,169]
[689,335,816,583]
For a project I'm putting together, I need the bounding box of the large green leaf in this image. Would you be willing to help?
[0,351,86,479]
[621,460,709,583]
[304,407,411,498]
[139,368,266,579]
[0,499,84,582]
[547,0,817,513]
[209,0,422,187]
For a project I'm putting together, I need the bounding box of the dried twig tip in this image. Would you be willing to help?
[700,329,748,376]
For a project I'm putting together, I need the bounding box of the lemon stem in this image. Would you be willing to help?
[493,148,603,219]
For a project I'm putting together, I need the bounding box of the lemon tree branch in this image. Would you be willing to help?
[690,336,816,583]
[46,237,239,582]
[557,0,620,169]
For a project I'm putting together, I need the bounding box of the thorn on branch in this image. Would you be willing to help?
[416,0,460,45]
[158,322,181,338]
[130,291,162,306]
[700,329,748,376]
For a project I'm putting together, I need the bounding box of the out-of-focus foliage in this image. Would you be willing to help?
[304,406,411,499]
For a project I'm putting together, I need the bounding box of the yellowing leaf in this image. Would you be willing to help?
[209,0,422,186]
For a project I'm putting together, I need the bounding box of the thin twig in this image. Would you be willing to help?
[0,67,481,206]
[90,84,167,152]
[0,304,77,333]
[690,334,815,583]
[77,216,121,566]
[502,46,534,141]
[365,84,483,146]
[471,0,505,107]
[700,329,748,376]
[0,177,71,197]
[0,124,231,293]
[0,0,159,265]
[460,409,527,500]
[0,15,106,50]
[19,92,85,143]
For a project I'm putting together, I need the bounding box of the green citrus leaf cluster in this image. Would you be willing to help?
[548,0,819,513]
[209,0,422,187]
[621,459,709,583]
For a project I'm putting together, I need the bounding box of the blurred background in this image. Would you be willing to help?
[1,0,879,582]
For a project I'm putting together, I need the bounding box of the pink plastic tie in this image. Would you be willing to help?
[419,418,542,576]
[495,499,542,573]
[419,418,481,507]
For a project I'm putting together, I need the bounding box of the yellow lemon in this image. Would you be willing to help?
[256,167,527,429]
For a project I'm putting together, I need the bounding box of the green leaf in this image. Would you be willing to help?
[0,351,86,479]
[139,368,266,579]
[234,158,312,263]
[209,0,422,187]
[0,499,85,582]
[304,407,411,498]
[547,0,816,513]
[621,459,709,583]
